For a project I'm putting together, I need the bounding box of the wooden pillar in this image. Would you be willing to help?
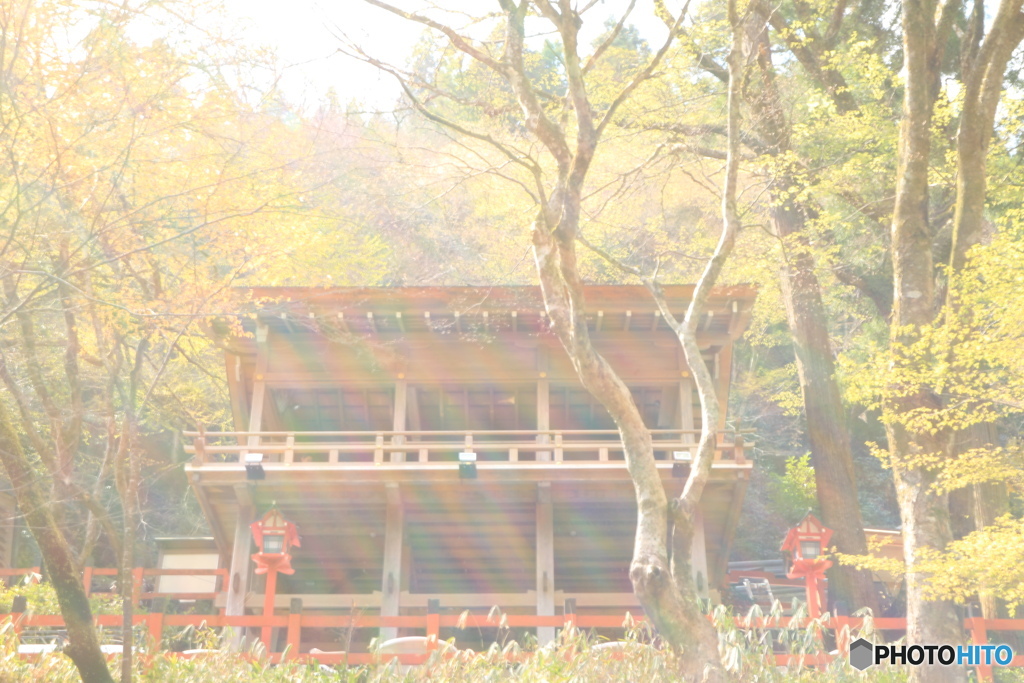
[380,484,403,642]
[657,385,678,428]
[226,485,254,649]
[407,386,421,431]
[225,353,249,440]
[261,568,279,649]
[536,483,555,645]
[246,324,270,457]
[679,377,695,448]
[537,347,551,461]
[716,344,733,429]
[391,379,407,463]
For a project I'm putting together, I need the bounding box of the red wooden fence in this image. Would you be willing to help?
[0,567,1019,680]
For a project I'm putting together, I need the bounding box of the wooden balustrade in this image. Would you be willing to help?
[183,429,750,466]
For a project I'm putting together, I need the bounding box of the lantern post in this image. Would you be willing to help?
[781,512,833,619]
[250,507,300,651]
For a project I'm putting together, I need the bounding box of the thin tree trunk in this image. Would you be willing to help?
[0,402,114,683]
[116,422,140,683]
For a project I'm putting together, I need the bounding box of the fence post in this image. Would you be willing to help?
[286,598,302,660]
[11,595,26,639]
[427,599,440,650]
[82,567,93,597]
[284,434,295,464]
[564,598,577,631]
[131,567,144,607]
[146,612,164,651]
[970,617,994,681]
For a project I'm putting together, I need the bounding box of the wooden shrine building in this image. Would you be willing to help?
[183,285,755,650]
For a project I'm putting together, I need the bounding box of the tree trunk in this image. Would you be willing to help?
[888,436,965,682]
[0,403,114,683]
[741,6,879,614]
[772,202,880,615]
[887,0,967,678]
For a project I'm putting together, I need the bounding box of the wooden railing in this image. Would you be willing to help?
[0,609,1019,679]
[0,566,227,603]
[90,568,227,603]
[184,429,749,465]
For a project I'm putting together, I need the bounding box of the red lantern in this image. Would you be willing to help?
[250,507,300,575]
[781,512,833,618]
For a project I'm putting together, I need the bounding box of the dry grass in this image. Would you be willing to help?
[0,604,917,682]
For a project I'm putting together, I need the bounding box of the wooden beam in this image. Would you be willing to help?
[392,380,407,463]
[407,387,421,431]
[511,310,518,333]
[186,460,751,487]
[596,310,604,332]
[225,353,248,438]
[246,324,269,454]
[187,473,229,555]
[680,377,695,448]
[711,472,749,594]
[380,484,404,641]
[657,385,677,429]
[651,310,661,331]
[226,485,255,649]
[229,590,642,611]
[727,299,743,336]
[536,483,555,645]
[537,350,550,462]
[716,344,733,430]
[624,310,632,331]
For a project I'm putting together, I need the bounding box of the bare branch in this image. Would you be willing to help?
[583,0,637,75]
[596,7,686,138]
[360,0,505,72]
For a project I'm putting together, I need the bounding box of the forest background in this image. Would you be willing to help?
[0,0,1021,681]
